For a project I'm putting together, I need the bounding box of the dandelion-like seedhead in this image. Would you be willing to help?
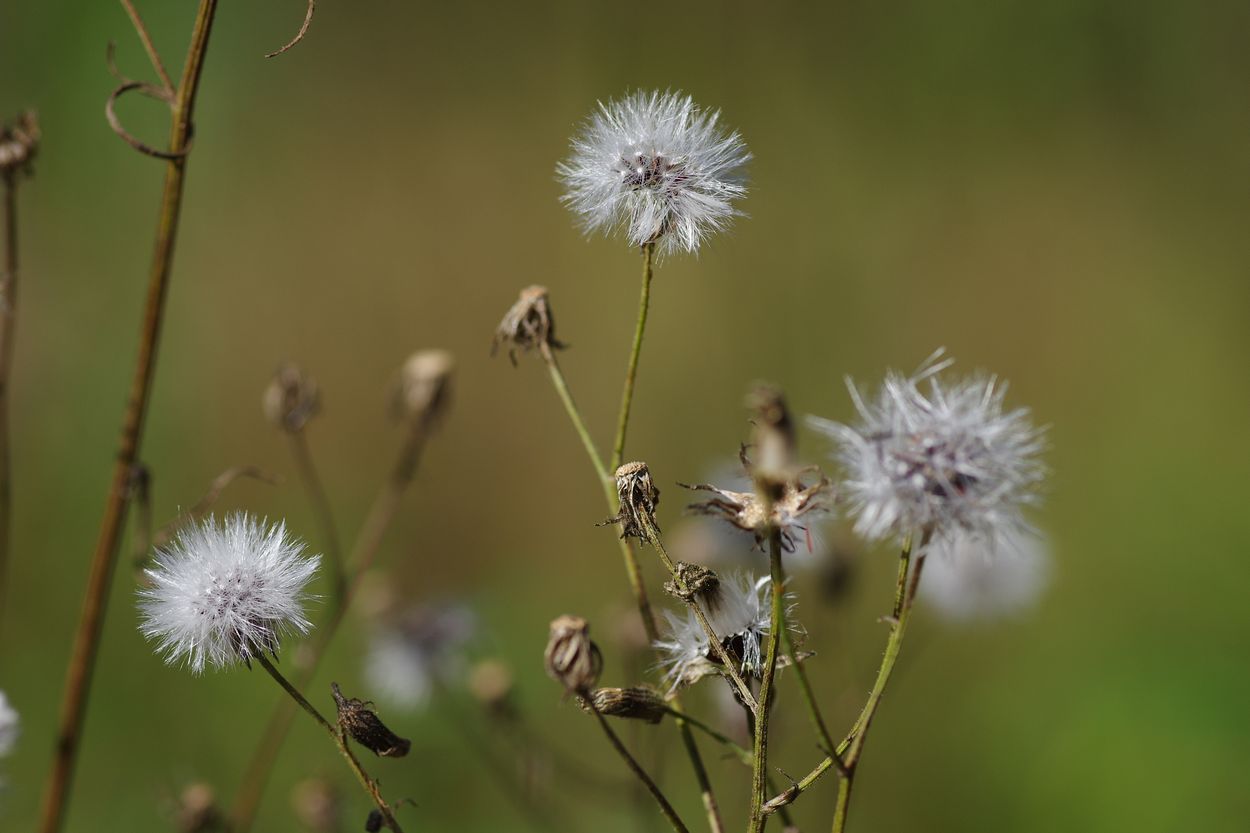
[138,514,320,674]
[0,690,18,758]
[364,603,477,710]
[811,351,1046,552]
[922,528,1050,621]
[655,573,787,690]
[557,90,750,257]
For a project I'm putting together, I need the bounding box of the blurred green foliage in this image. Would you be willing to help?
[2,1,1249,831]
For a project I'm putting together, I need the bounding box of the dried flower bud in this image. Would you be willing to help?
[663,562,720,605]
[291,778,341,833]
[331,683,411,758]
[393,349,455,425]
[175,782,224,833]
[0,111,39,177]
[748,385,797,492]
[263,363,320,432]
[364,809,384,832]
[600,461,660,542]
[544,615,602,694]
[491,285,566,365]
[468,659,515,717]
[580,686,667,723]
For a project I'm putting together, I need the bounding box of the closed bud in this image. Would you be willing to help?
[600,461,660,543]
[394,350,454,425]
[491,285,565,365]
[331,683,411,758]
[263,363,320,432]
[663,562,720,605]
[580,686,667,724]
[544,615,602,694]
[0,111,39,177]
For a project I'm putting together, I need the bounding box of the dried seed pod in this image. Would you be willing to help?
[393,349,455,425]
[663,562,720,605]
[468,659,515,717]
[0,111,39,176]
[580,686,667,724]
[491,285,566,364]
[364,809,384,832]
[600,461,660,542]
[263,363,321,432]
[331,683,411,758]
[544,615,602,694]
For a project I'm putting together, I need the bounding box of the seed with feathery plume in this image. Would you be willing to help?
[137,514,320,674]
[557,90,750,257]
[810,350,1046,552]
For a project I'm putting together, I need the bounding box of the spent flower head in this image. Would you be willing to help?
[138,514,320,673]
[557,90,750,257]
[810,350,1046,552]
[491,285,565,365]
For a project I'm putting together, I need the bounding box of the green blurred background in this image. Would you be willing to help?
[2,1,1249,830]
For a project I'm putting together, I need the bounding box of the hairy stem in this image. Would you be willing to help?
[747,530,785,832]
[38,4,219,830]
[288,429,344,604]
[610,241,654,472]
[590,702,690,833]
[255,655,403,832]
[0,170,19,634]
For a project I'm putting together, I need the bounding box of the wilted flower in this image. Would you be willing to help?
[683,471,830,554]
[557,90,750,257]
[332,682,411,758]
[921,528,1050,621]
[0,690,17,758]
[810,351,1046,551]
[262,362,320,432]
[579,686,667,724]
[491,285,565,365]
[363,602,476,710]
[544,615,602,694]
[601,461,661,543]
[138,514,320,673]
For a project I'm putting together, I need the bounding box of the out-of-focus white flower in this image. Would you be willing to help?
[0,691,18,758]
[655,573,784,690]
[922,529,1051,621]
[557,90,750,257]
[138,514,319,674]
[811,350,1046,552]
[364,603,477,710]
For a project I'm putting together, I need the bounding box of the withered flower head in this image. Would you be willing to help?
[663,561,720,605]
[683,463,831,553]
[600,461,660,543]
[579,686,667,724]
[331,682,412,758]
[263,363,321,432]
[747,385,797,491]
[544,614,602,694]
[393,349,455,425]
[491,285,566,365]
[365,809,384,833]
[175,782,224,833]
[468,659,515,717]
[0,111,39,177]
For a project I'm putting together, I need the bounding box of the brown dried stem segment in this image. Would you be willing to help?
[266,0,316,58]
[38,5,219,831]
[590,704,690,833]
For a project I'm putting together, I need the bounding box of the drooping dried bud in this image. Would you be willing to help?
[600,461,660,542]
[748,384,797,493]
[491,285,566,365]
[175,782,225,833]
[682,472,831,553]
[0,111,39,177]
[393,349,455,425]
[544,615,602,694]
[364,809,384,832]
[579,686,667,724]
[331,682,411,758]
[468,659,515,717]
[263,363,321,432]
[291,777,341,833]
[663,562,720,605]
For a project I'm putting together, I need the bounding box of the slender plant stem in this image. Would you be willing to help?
[780,617,836,756]
[255,655,403,832]
[0,170,19,633]
[541,344,609,486]
[39,5,218,830]
[610,241,654,473]
[590,703,690,833]
[747,530,785,833]
[231,417,431,831]
[120,0,175,94]
[658,704,752,766]
[287,429,344,603]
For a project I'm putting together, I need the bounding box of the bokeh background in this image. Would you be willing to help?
[2,1,1249,831]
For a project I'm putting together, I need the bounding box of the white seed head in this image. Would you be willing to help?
[922,528,1051,621]
[138,514,320,674]
[0,690,18,758]
[364,603,477,710]
[557,90,750,258]
[810,350,1046,552]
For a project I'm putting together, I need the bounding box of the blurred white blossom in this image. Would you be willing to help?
[364,603,477,710]
[922,529,1051,621]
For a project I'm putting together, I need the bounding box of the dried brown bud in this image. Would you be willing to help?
[393,349,455,425]
[579,686,667,724]
[291,778,341,833]
[468,659,515,717]
[544,615,602,694]
[663,562,720,604]
[331,683,411,758]
[748,384,797,491]
[600,461,660,542]
[491,285,566,365]
[175,782,225,833]
[263,363,320,432]
[365,809,384,832]
[0,111,39,177]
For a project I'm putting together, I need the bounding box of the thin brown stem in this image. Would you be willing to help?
[39,5,219,830]
[0,171,19,632]
[265,0,316,58]
[120,0,175,94]
[590,702,690,833]
[747,530,785,833]
[287,429,344,603]
[255,655,403,832]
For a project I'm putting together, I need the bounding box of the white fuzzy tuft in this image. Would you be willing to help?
[922,528,1051,621]
[557,90,750,258]
[0,690,18,758]
[138,514,319,674]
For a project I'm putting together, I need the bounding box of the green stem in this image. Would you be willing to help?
[589,703,690,833]
[0,170,19,636]
[747,530,785,833]
[540,345,609,487]
[255,655,403,832]
[610,241,654,472]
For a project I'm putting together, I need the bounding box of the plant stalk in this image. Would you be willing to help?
[747,529,785,832]
[590,702,690,833]
[610,241,654,472]
[0,169,19,633]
